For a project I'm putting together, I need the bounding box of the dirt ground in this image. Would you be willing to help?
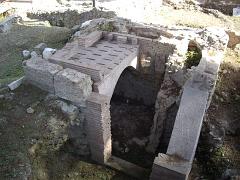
[0,84,133,179]
[111,96,155,168]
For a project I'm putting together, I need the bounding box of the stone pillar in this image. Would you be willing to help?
[85,93,112,163]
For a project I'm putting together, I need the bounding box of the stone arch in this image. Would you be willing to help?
[93,56,138,99]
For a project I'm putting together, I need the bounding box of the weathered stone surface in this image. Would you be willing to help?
[23,57,63,93]
[42,48,56,60]
[78,31,102,48]
[116,35,128,44]
[146,53,181,153]
[8,76,24,90]
[54,68,92,106]
[167,84,209,162]
[50,37,139,85]
[71,24,81,34]
[73,31,81,37]
[81,20,92,28]
[30,51,38,58]
[22,50,31,59]
[0,15,18,33]
[150,153,191,180]
[34,43,47,55]
[85,93,111,163]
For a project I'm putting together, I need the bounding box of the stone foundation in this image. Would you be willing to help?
[54,68,92,106]
[23,58,63,93]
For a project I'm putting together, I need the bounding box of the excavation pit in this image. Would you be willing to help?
[23,21,229,179]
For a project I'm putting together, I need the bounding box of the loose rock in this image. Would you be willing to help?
[26,107,34,114]
[42,48,56,60]
[22,50,31,59]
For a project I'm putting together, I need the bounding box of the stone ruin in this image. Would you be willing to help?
[22,18,229,180]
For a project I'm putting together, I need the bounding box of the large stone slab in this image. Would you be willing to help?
[49,38,139,82]
[54,68,92,106]
[167,84,209,162]
[23,57,63,93]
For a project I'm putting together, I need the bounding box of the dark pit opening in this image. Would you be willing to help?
[110,66,159,168]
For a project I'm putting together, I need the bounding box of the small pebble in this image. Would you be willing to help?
[27,107,34,114]
[223,70,228,74]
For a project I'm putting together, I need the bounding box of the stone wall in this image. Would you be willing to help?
[24,58,93,104]
[23,57,63,93]
[27,9,116,28]
[150,27,229,180]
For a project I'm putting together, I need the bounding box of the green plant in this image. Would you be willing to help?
[185,49,202,69]
[98,23,114,32]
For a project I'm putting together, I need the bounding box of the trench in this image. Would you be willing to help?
[110,67,158,168]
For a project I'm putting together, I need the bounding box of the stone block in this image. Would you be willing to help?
[130,37,138,45]
[54,68,92,106]
[107,33,114,41]
[167,85,209,162]
[22,50,31,59]
[43,48,56,60]
[23,57,63,93]
[0,15,18,33]
[78,31,102,48]
[8,76,24,90]
[150,154,191,180]
[116,35,128,44]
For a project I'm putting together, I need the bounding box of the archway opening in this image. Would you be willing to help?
[110,66,157,168]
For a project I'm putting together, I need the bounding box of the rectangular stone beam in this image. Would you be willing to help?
[85,92,111,164]
[167,84,209,162]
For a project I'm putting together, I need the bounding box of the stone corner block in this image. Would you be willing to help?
[150,153,191,180]
[23,57,63,93]
[54,68,93,106]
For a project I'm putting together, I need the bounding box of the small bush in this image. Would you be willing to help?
[98,23,114,32]
[185,49,202,69]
